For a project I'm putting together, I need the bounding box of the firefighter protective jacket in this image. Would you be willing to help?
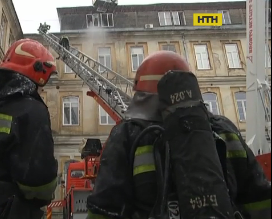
[0,72,58,211]
[87,116,271,219]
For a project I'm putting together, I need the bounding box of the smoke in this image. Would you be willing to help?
[85,25,110,44]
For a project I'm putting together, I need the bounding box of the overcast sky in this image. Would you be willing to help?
[13,0,243,33]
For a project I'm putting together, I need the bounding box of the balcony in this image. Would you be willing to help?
[92,0,118,13]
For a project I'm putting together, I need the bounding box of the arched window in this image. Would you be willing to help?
[235,92,247,121]
[202,92,220,115]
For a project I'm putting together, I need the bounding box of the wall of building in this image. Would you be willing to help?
[0,0,23,60]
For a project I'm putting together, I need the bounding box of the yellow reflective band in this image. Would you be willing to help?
[219,133,240,141]
[220,133,247,158]
[244,199,271,211]
[135,145,153,156]
[133,164,156,176]
[17,177,57,200]
[0,113,12,134]
[227,150,247,158]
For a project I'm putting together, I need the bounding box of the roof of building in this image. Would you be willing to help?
[57,1,246,15]
[56,1,247,31]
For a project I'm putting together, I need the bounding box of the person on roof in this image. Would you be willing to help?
[0,39,58,219]
[86,51,271,219]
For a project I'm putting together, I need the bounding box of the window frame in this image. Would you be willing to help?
[218,10,232,25]
[235,92,247,122]
[100,13,114,27]
[162,44,177,53]
[194,44,211,70]
[224,43,242,69]
[86,13,114,28]
[99,105,115,125]
[130,46,145,72]
[62,96,80,126]
[202,92,221,115]
[158,11,186,26]
[98,47,112,73]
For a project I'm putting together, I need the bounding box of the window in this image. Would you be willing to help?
[194,44,211,70]
[99,106,115,125]
[162,44,177,53]
[101,13,114,27]
[65,48,79,73]
[158,11,186,26]
[71,170,84,178]
[218,10,231,25]
[63,96,80,126]
[131,46,144,72]
[203,93,220,115]
[0,11,8,49]
[8,31,15,48]
[235,92,246,121]
[86,13,114,28]
[98,47,112,72]
[265,44,271,68]
[225,44,242,69]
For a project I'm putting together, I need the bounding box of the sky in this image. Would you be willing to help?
[13,0,244,33]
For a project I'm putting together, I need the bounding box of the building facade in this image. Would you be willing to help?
[0,0,23,61]
[25,1,271,201]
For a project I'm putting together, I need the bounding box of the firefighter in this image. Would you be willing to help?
[0,39,58,219]
[38,22,51,34]
[56,36,70,60]
[86,51,271,219]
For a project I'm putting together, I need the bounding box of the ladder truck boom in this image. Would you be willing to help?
[38,29,134,122]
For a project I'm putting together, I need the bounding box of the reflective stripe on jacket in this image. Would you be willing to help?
[219,133,247,159]
[17,177,57,201]
[0,113,12,134]
[243,199,271,219]
[133,145,155,176]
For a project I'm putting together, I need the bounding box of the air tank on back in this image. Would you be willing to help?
[92,0,118,13]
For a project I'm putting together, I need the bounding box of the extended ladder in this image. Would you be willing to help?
[38,28,134,119]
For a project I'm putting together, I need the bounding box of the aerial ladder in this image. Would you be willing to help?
[38,30,133,124]
[246,0,271,180]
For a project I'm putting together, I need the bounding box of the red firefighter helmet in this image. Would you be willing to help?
[0,38,57,87]
[133,51,190,93]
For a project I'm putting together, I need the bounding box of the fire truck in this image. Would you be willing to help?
[39,0,271,218]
